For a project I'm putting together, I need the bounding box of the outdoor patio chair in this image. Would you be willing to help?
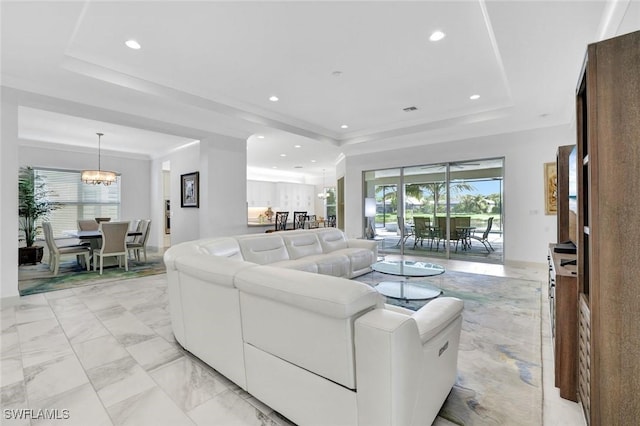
[469,217,495,253]
[413,216,433,249]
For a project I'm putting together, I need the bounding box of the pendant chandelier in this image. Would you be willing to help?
[317,168,329,200]
[81,132,117,185]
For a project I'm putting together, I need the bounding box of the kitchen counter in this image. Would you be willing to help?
[248,221,275,227]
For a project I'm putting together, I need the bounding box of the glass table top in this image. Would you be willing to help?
[371,260,445,277]
[375,281,442,301]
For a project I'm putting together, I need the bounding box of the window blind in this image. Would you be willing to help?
[35,168,121,238]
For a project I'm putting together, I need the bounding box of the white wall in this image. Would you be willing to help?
[199,135,248,238]
[157,134,248,246]
[165,142,201,245]
[341,124,574,264]
[1,90,20,300]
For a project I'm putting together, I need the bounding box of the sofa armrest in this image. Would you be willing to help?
[354,297,463,426]
[346,238,377,251]
[163,241,205,271]
[346,238,378,261]
[412,297,463,343]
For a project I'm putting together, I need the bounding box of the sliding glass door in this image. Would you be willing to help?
[363,158,503,263]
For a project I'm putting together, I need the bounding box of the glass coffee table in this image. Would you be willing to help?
[371,260,445,301]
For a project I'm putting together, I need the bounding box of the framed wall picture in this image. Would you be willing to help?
[544,162,557,215]
[181,172,199,208]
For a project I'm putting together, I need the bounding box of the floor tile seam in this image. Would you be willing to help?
[144,355,224,417]
[70,284,194,422]
[44,289,125,424]
[107,359,200,424]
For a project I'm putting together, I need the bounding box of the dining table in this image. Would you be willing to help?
[63,229,143,268]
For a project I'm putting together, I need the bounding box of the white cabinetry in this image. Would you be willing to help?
[247,180,276,207]
[247,180,315,215]
[276,183,315,215]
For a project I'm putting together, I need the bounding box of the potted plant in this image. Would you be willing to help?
[18,166,59,265]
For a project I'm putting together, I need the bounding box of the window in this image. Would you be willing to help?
[35,168,121,238]
[324,187,337,217]
[363,158,503,263]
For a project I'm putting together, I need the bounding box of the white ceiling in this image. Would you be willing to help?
[2,1,638,178]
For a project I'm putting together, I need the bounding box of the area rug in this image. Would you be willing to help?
[355,270,543,425]
[18,251,166,296]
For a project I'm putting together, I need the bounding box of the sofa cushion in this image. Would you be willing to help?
[304,253,350,277]
[198,237,243,260]
[271,258,319,274]
[281,232,323,259]
[237,234,290,265]
[315,228,349,253]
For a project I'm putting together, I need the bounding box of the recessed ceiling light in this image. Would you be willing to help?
[311,160,317,163]
[294,145,301,148]
[280,153,287,157]
[269,95,279,102]
[340,124,349,129]
[469,94,480,100]
[294,166,303,169]
[257,135,265,139]
[272,166,278,169]
[429,31,446,42]
[125,40,141,50]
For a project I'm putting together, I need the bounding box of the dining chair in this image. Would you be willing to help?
[94,221,130,275]
[42,222,91,275]
[306,214,319,228]
[78,219,99,231]
[293,211,307,229]
[126,219,141,243]
[275,211,289,231]
[127,219,151,262]
[95,217,111,223]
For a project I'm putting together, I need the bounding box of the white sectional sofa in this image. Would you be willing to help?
[164,228,464,426]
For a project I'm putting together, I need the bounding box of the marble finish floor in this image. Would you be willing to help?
[1,257,585,425]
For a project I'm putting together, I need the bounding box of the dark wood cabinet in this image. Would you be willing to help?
[575,30,640,425]
[548,246,578,401]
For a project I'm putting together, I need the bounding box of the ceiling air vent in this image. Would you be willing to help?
[403,106,418,112]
